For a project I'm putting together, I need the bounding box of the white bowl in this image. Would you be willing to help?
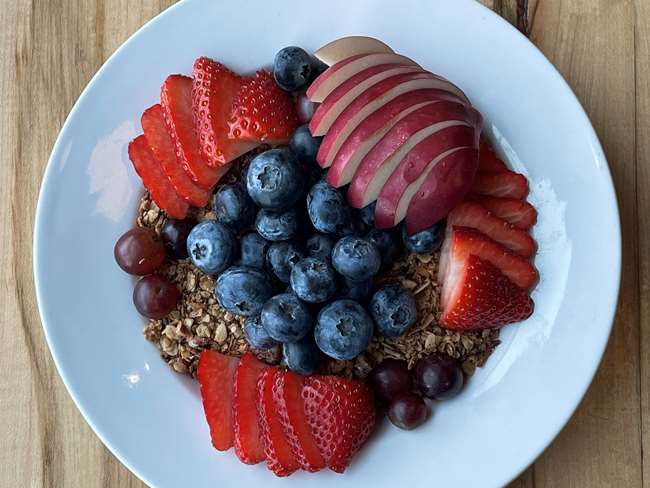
[33,0,621,486]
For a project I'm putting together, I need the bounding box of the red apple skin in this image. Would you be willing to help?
[403,147,480,234]
[309,64,420,136]
[345,101,479,208]
[373,124,479,229]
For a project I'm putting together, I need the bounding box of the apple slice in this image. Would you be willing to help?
[373,121,479,229]
[307,52,421,103]
[314,36,394,66]
[309,64,421,136]
[344,101,478,208]
[317,72,470,169]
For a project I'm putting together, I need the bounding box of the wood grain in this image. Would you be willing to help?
[0,1,644,487]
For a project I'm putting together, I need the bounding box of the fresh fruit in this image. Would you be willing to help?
[478,140,508,173]
[257,368,300,476]
[301,375,376,472]
[339,277,374,303]
[160,218,196,260]
[369,359,412,401]
[233,353,270,464]
[305,233,335,261]
[296,94,318,124]
[413,354,464,400]
[310,64,421,136]
[186,220,237,275]
[261,293,313,343]
[229,70,300,145]
[133,274,180,319]
[314,299,373,360]
[245,149,305,210]
[470,170,529,199]
[438,226,538,290]
[307,180,350,234]
[289,124,322,163]
[401,221,444,254]
[370,284,417,337]
[273,47,314,92]
[282,335,322,375]
[465,194,538,230]
[387,392,428,430]
[359,202,376,226]
[365,229,401,268]
[114,227,165,276]
[197,350,239,451]
[317,72,470,170]
[274,371,326,471]
[440,253,534,329]
[212,183,256,230]
[192,57,257,167]
[307,52,420,103]
[266,241,305,283]
[215,266,275,316]
[128,136,189,219]
[447,201,536,257]
[141,104,212,207]
[255,208,299,242]
[161,75,222,189]
[402,147,479,234]
[243,315,277,349]
[290,257,337,303]
[237,232,270,270]
[313,36,394,66]
[331,236,381,282]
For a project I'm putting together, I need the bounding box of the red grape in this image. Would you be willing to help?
[133,275,180,319]
[414,354,464,400]
[369,359,412,400]
[160,218,196,260]
[114,227,165,275]
[388,392,428,430]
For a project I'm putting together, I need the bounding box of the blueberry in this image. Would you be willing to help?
[273,46,313,92]
[332,236,381,282]
[366,229,401,269]
[246,148,305,210]
[339,277,374,303]
[306,233,335,261]
[212,183,256,229]
[290,257,337,303]
[289,125,322,163]
[359,202,376,227]
[160,218,196,259]
[187,220,237,275]
[370,284,417,338]
[261,293,313,343]
[255,208,298,242]
[283,334,321,375]
[307,180,349,234]
[266,241,305,283]
[237,232,269,270]
[339,211,367,237]
[401,221,444,254]
[314,299,374,360]
[244,315,277,349]
[215,266,274,316]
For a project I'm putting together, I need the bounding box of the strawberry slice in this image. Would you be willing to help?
[302,375,375,473]
[448,201,536,257]
[470,170,529,199]
[228,70,299,145]
[141,104,211,207]
[161,74,222,189]
[192,57,258,167]
[466,194,538,230]
[440,253,534,330]
[257,368,300,477]
[438,226,538,291]
[128,135,189,219]
[478,140,508,173]
[196,351,239,451]
[233,353,269,464]
[275,371,326,472]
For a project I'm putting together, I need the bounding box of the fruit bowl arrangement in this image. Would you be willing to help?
[113,36,539,476]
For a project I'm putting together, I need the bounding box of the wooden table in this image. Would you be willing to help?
[0,1,646,486]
